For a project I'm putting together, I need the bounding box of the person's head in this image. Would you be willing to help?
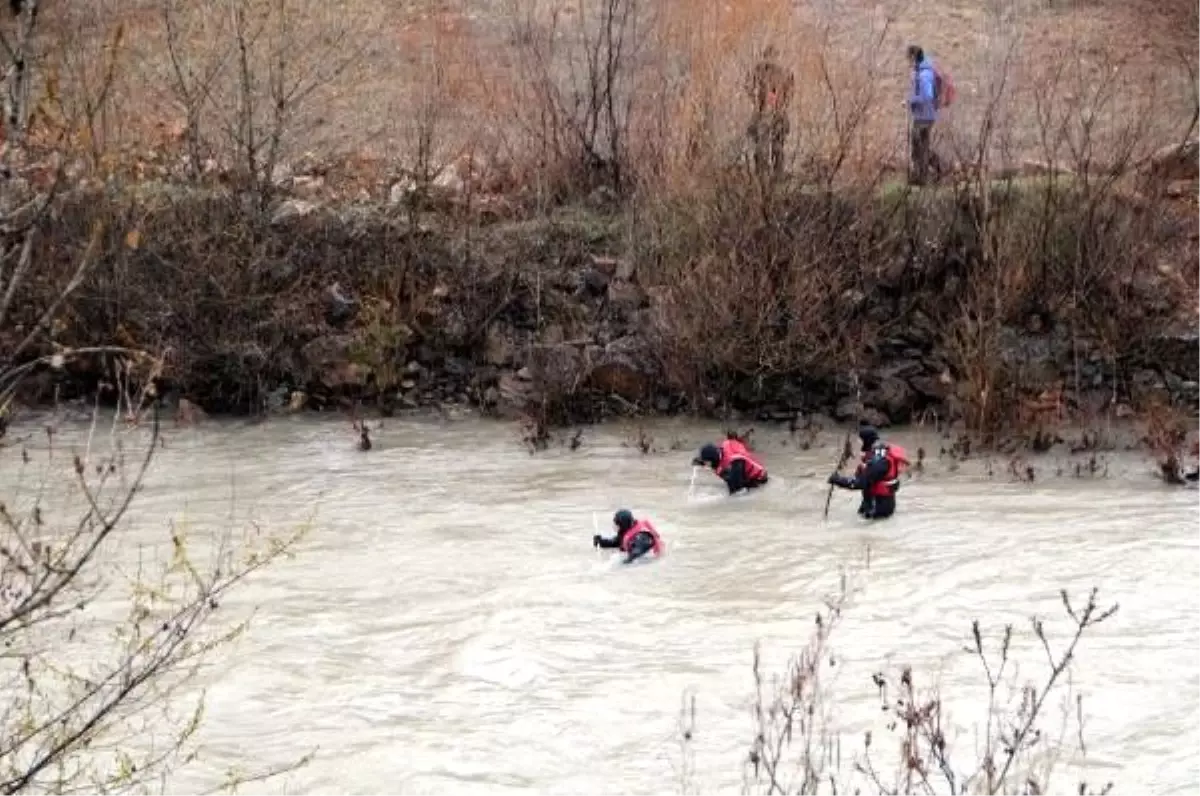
[858,424,879,453]
[698,443,721,468]
[907,45,924,68]
[613,509,635,532]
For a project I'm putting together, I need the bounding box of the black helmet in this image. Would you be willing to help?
[613,509,635,531]
[858,424,879,452]
[699,443,721,467]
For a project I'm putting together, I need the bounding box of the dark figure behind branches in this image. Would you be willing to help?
[746,46,794,184]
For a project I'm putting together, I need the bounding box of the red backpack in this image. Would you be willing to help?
[933,64,956,109]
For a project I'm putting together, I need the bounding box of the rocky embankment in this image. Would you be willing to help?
[2,148,1198,434]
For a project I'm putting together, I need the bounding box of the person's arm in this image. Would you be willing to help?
[781,70,795,108]
[830,456,889,490]
[828,470,858,490]
[593,534,620,549]
[744,67,756,104]
[854,456,890,489]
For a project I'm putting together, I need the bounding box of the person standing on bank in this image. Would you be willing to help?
[906,44,947,186]
[746,45,795,183]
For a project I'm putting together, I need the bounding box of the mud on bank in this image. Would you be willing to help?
[3,175,1197,443]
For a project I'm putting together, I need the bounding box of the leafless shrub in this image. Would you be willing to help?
[0,0,39,146]
[637,177,888,412]
[0,405,313,792]
[861,588,1118,795]
[681,578,1120,795]
[742,572,853,795]
[13,0,132,174]
[1140,397,1192,484]
[503,0,647,203]
[156,0,365,201]
[0,132,311,788]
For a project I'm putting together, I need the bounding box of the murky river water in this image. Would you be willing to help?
[2,414,1197,794]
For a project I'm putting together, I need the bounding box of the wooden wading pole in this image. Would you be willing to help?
[823,369,862,521]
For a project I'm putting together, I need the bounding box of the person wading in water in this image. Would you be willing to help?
[827,425,910,519]
[594,510,663,564]
[693,434,770,496]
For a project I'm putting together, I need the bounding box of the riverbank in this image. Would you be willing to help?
[1,166,1197,450]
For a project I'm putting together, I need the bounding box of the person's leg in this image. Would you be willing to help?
[748,115,766,178]
[909,122,930,185]
[770,114,788,180]
[870,495,896,519]
[926,122,942,183]
[907,122,919,184]
[857,495,872,517]
[746,473,769,490]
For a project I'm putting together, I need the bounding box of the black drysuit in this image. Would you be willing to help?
[829,452,897,520]
[594,527,657,564]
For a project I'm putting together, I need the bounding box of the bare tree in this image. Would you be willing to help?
[1,133,311,792]
[506,0,647,199]
[159,0,233,181]
[0,0,38,145]
[0,399,312,793]
[156,0,364,201]
[804,0,898,190]
[742,572,852,795]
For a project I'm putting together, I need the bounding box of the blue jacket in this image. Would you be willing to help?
[909,58,938,123]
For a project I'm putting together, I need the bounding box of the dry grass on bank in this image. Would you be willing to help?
[12,0,1198,192]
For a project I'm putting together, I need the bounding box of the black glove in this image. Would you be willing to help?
[592,534,601,548]
[691,457,704,467]
[828,473,851,488]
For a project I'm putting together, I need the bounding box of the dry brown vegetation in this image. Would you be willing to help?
[7,0,1195,188]
[1,0,1197,446]
[0,8,1191,788]
[673,570,1122,795]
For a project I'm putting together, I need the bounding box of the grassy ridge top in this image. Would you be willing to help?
[19,0,1198,187]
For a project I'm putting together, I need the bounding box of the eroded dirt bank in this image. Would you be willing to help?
[2,176,1197,447]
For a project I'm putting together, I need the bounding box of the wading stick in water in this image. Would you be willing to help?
[823,428,854,521]
[824,367,862,521]
[688,466,698,497]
